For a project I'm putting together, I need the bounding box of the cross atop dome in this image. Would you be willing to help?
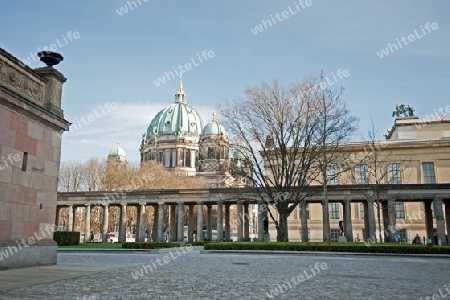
[175,72,186,103]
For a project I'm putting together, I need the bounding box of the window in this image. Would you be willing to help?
[422,162,436,184]
[22,152,28,171]
[326,166,339,185]
[356,164,369,184]
[331,229,341,242]
[360,203,364,219]
[395,202,405,219]
[164,151,170,167]
[329,203,340,219]
[397,229,406,243]
[171,150,177,167]
[389,163,402,184]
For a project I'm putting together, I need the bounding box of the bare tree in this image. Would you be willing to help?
[222,79,352,242]
[351,121,410,243]
[312,76,359,244]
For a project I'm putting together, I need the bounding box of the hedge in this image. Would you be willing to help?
[203,242,450,254]
[122,241,208,249]
[53,231,80,246]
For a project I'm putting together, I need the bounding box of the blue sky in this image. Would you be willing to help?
[1,1,449,163]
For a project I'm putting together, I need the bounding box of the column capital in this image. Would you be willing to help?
[197,201,204,205]
[434,196,443,202]
[85,203,91,207]
[158,201,165,206]
[121,203,127,207]
[139,202,146,206]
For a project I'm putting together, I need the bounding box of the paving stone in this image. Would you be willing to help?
[0,250,448,299]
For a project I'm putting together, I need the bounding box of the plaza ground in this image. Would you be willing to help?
[0,249,449,299]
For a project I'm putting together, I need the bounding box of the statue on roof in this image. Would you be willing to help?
[392,104,415,118]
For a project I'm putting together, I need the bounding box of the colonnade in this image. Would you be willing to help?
[56,196,450,245]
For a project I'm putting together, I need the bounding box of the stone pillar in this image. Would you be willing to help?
[137,203,146,242]
[300,201,308,242]
[68,205,74,232]
[170,204,177,242]
[84,204,91,243]
[424,201,434,240]
[196,201,204,241]
[102,205,109,243]
[157,202,165,242]
[217,201,223,242]
[244,203,250,241]
[257,203,265,242]
[321,199,329,242]
[177,202,185,242]
[188,204,195,242]
[206,204,212,241]
[119,203,127,243]
[433,197,447,245]
[237,201,243,242]
[55,206,61,227]
[343,198,353,242]
[225,204,230,242]
[387,199,397,243]
[364,200,376,242]
[152,205,158,242]
[445,201,450,245]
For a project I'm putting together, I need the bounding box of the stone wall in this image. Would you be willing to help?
[0,48,70,269]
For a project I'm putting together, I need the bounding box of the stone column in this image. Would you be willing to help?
[206,204,212,241]
[244,203,250,241]
[237,201,243,242]
[68,205,74,232]
[433,197,447,245]
[119,203,127,243]
[321,199,329,242]
[257,203,265,242]
[177,202,185,242]
[424,201,434,240]
[84,204,91,243]
[196,201,204,241]
[387,199,397,243]
[55,206,61,227]
[300,201,308,242]
[445,201,450,245]
[188,204,195,242]
[225,204,230,242]
[137,203,146,242]
[152,205,158,242]
[364,200,376,242]
[102,205,109,243]
[217,201,223,242]
[343,198,353,242]
[170,204,177,242]
[157,202,165,242]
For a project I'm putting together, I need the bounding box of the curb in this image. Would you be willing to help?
[58,246,202,254]
[200,250,450,258]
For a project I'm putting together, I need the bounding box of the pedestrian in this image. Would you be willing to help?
[412,234,421,245]
[90,231,94,242]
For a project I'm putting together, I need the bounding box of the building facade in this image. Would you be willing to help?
[268,116,450,243]
[0,48,70,269]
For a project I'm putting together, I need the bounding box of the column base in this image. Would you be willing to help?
[338,236,347,242]
[263,234,270,243]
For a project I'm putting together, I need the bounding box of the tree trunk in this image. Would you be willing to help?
[276,213,289,242]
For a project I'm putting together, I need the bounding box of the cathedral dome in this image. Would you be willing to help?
[202,113,225,135]
[108,144,127,162]
[146,78,204,139]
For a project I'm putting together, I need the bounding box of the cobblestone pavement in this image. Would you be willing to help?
[0,249,449,300]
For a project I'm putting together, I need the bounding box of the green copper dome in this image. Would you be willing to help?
[202,113,225,135]
[146,78,204,139]
[108,144,127,162]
